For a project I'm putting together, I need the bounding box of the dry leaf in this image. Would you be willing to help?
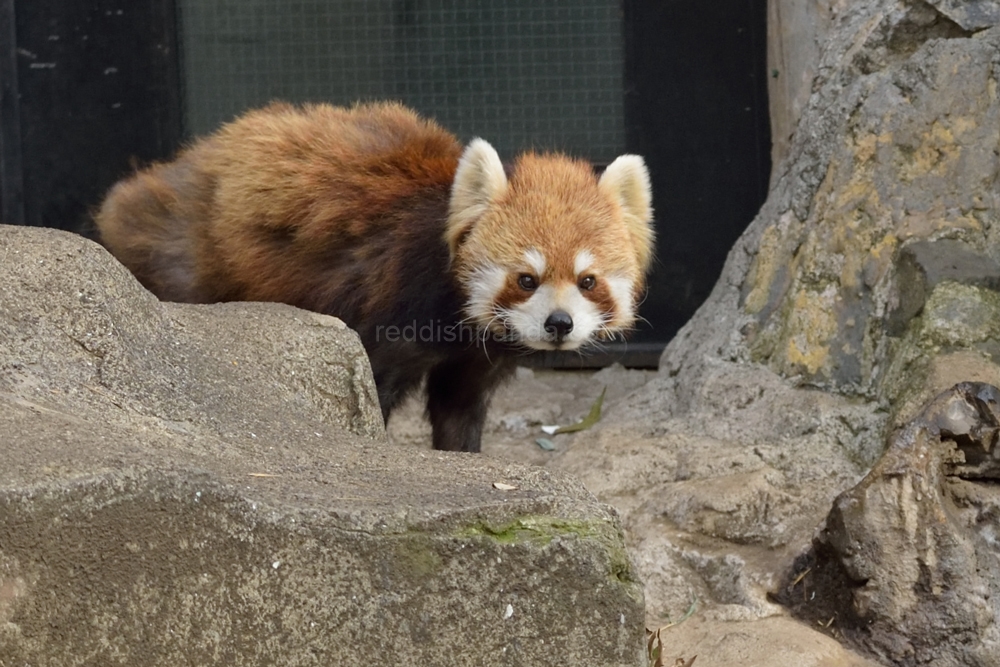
[553,386,606,434]
[492,482,518,491]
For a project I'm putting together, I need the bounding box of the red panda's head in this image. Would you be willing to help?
[446,139,654,351]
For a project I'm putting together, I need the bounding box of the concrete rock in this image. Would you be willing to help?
[549,362,883,624]
[0,225,645,666]
[639,0,999,625]
[744,23,1000,395]
[0,225,384,445]
[665,11,1000,399]
[390,363,890,665]
[651,616,884,667]
[883,281,1000,427]
[927,0,1000,31]
[777,383,1000,666]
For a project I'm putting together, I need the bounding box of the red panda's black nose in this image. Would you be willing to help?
[544,310,574,342]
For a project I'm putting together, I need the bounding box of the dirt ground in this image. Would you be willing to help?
[386,364,657,465]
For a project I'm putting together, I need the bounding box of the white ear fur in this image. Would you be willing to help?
[446,139,508,259]
[599,154,655,273]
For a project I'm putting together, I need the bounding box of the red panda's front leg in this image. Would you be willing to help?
[425,354,515,452]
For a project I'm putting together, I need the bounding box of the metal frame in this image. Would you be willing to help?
[0,0,23,226]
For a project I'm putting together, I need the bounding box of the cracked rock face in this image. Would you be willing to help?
[777,383,1000,666]
[0,225,647,667]
[744,17,1000,397]
[544,2,999,665]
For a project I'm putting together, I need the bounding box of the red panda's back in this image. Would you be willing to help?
[210,102,462,241]
[96,102,463,310]
[203,102,462,305]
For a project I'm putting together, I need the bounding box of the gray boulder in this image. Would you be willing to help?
[546,2,999,665]
[0,225,645,666]
[778,383,1000,666]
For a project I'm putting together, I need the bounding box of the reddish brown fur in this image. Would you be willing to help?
[99,102,462,317]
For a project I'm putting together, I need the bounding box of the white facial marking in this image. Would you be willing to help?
[465,263,508,328]
[464,263,637,350]
[605,275,635,328]
[574,250,595,276]
[524,249,546,276]
[506,283,603,351]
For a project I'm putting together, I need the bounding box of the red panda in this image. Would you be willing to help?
[94,102,654,452]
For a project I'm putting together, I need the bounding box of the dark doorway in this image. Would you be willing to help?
[623,0,771,345]
[0,0,180,233]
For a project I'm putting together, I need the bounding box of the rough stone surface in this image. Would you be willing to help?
[606,5,998,664]
[642,7,997,662]
[744,21,999,397]
[660,7,1000,404]
[393,365,887,666]
[653,616,883,667]
[0,225,384,446]
[550,362,885,615]
[928,0,1000,31]
[0,225,645,667]
[777,383,1000,666]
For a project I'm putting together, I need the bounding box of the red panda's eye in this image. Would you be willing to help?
[518,274,537,291]
[579,276,596,291]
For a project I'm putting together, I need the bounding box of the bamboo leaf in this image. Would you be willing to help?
[553,387,606,434]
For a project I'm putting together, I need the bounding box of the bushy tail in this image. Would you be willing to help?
[94,159,214,303]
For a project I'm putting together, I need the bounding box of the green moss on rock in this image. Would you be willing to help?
[456,516,639,587]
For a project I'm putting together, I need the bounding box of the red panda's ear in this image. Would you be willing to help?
[446,139,508,261]
[599,155,655,275]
